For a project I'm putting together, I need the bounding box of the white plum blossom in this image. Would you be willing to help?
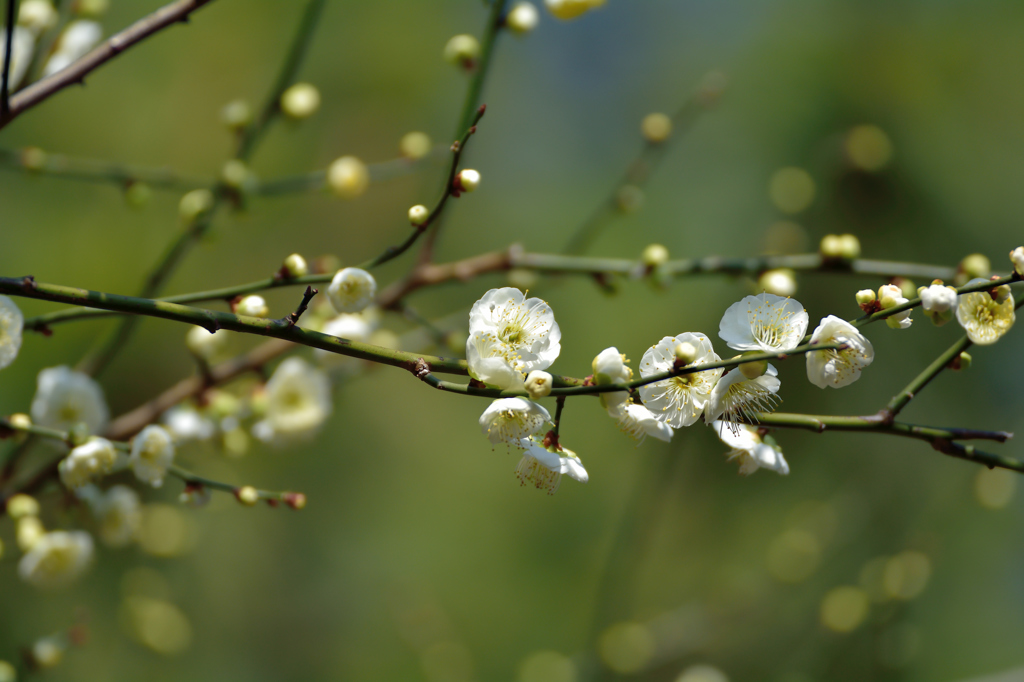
[1010,247,1024,277]
[806,315,874,389]
[479,398,551,447]
[31,366,109,435]
[712,421,789,475]
[514,438,588,495]
[315,310,376,366]
[919,283,958,326]
[704,365,781,432]
[58,437,118,489]
[129,425,175,487]
[43,20,102,77]
[613,403,674,444]
[956,278,1015,345]
[161,405,216,443]
[327,268,377,313]
[877,284,912,329]
[466,331,527,391]
[719,293,808,353]
[252,357,333,444]
[0,295,24,370]
[593,346,633,411]
[18,530,94,589]
[468,287,561,378]
[638,333,723,428]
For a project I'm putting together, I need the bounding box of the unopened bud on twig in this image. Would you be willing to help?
[400,131,432,160]
[443,34,480,68]
[454,169,481,194]
[280,82,320,119]
[282,253,308,278]
[236,295,269,318]
[327,156,369,199]
[758,269,797,297]
[235,486,260,506]
[221,159,251,189]
[641,112,672,143]
[506,2,540,33]
[1009,246,1024,277]
[737,352,768,380]
[674,342,697,366]
[221,99,253,131]
[408,204,429,226]
[957,253,990,285]
[6,493,39,519]
[179,189,214,223]
[525,370,553,399]
[642,243,669,268]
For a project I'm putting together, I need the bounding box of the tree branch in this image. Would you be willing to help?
[0,0,217,129]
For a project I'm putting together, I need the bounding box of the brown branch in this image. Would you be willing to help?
[0,0,217,129]
[378,247,516,309]
[104,338,294,440]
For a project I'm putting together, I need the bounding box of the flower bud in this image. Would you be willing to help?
[221,98,253,131]
[17,515,45,551]
[280,82,320,119]
[819,234,843,258]
[1009,246,1024,277]
[185,326,227,360]
[443,34,480,67]
[525,370,553,399]
[284,492,307,510]
[327,156,369,199]
[74,0,109,17]
[124,181,152,208]
[20,146,47,171]
[992,283,1012,305]
[959,253,990,283]
[855,289,876,307]
[235,486,260,506]
[408,204,429,226]
[506,2,540,34]
[399,131,432,160]
[737,352,768,380]
[641,243,669,268]
[30,636,64,669]
[919,281,958,326]
[327,267,377,313]
[877,284,903,309]
[178,188,214,222]
[641,112,672,143]
[19,0,58,33]
[6,493,39,519]
[837,234,861,259]
[955,351,972,371]
[221,159,251,189]
[758,269,797,297]
[893,277,916,300]
[674,342,697,366]
[6,413,31,444]
[454,169,481,193]
[236,295,269,318]
[282,253,308,278]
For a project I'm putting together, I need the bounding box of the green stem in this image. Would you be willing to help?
[885,336,973,417]
[0,147,209,191]
[168,464,305,507]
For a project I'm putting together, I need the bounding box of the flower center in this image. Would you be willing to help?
[973,302,995,325]
[499,323,526,346]
[749,304,796,349]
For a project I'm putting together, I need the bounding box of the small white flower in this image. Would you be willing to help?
[43,20,102,76]
[315,311,376,366]
[515,439,588,495]
[130,425,175,487]
[719,293,809,353]
[479,398,551,447]
[612,403,674,444]
[704,365,781,431]
[251,357,332,444]
[712,421,789,475]
[1010,246,1024,277]
[468,287,561,375]
[956,278,1015,345]
[58,437,117,489]
[805,315,874,389]
[18,530,94,589]
[877,284,912,330]
[466,331,527,391]
[0,26,36,89]
[638,333,723,428]
[0,295,24,370]
[327,267,377,313]
[31,366,109,435]
[161,405,216,443]
[593,346,633,411]
[93,485,142,548]
[919,283,958,326]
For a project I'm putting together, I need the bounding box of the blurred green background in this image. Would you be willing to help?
[2,0,1024,680]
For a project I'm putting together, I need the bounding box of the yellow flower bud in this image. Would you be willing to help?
[408,204,429,226]
[959,253,990,282]
[544,0,605,20]
[855,289,876,307]
[837,234,861,259]
[221,99,253,131]
[327,156,369,199]
[443,34,480,66]
[757,269,797,297]
[178,189,214,223]
[506,2,540,34]
[674,342,697,366]
[641,243,669,267]
[525,370,553,399]
[8,493,40,520]
[641,112,672,143]
[17,515,45,551]
[399,131,432,160]
[455,169,481,193]
[280,82,320,119]
[235,486,260,506]
[737,352,768,380]
[283,253,308,278]
[221,159,251,189]
[236,295,269,318]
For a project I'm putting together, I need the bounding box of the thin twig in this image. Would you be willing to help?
[0,0,19,116]
[0,0,217,129]
[169,465,306,508]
